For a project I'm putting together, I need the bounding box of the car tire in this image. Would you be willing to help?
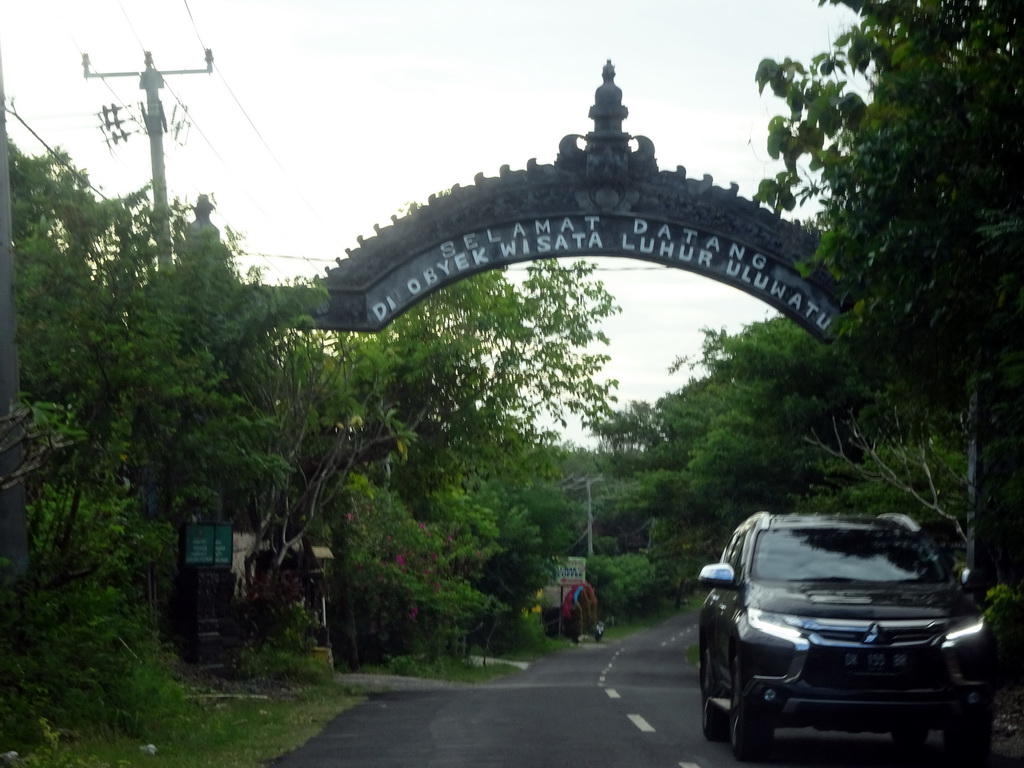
[700,646,729,742]
[943,714,992,766]
[729,656,773,761]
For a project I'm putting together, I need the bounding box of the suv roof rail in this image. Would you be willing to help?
[877,513,921,532]
[745,511,774,529]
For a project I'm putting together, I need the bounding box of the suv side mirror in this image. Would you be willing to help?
[699,562,736,588]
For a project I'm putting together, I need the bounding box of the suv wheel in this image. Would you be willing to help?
[729,656,773,761]
[700,647,728,742]
[944,714,992,766]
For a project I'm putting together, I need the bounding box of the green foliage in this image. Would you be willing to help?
[11,143,323,529]
[231,643,333,685]
[592,401,662,472]
[755,0,1024,577]
[587,553,666,622]
[13,680,360,768]
[7,486,178,740]
[597,320,877,552]
[328,486,495,663]
[469,612,561,659]
[0,569,182,748]
[236,572,315,649]
[6,141,336,744]
[0,402,83,491]
[592,316,979,595]
[243,330,413,571]
[5,133,636,748]
[472,480,575,612]
[372,260,618,501]
[985,584,1024,680]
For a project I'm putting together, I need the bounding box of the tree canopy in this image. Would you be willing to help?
[754,0,1024,579]
[4,137,622,695]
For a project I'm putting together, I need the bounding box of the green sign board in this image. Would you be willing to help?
[182,524,233,568]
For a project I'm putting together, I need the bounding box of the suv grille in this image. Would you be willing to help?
[807,619,946,646]
[799,618,950,690]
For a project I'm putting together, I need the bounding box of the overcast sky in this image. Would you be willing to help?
[2,0,855,444]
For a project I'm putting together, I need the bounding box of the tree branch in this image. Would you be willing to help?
[806,411,967,541]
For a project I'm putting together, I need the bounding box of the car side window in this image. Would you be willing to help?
[723,529,746,574]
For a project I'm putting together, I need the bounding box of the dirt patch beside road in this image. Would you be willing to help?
[993,682,1024,759]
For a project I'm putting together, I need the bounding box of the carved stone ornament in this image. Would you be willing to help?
[316,62,841,339]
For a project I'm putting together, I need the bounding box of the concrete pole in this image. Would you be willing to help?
[586,477,594,556]
[140,55,172,268]
[83,49,213,269]
[0,41,29,577]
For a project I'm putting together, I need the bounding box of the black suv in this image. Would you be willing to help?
[698,512,995,763]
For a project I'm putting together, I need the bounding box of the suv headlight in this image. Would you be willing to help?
[748,608,805,642]
[941,617,994,684]
[943,618,986,644]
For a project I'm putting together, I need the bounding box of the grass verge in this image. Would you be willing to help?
[17,677,362,768]
[13,604,707,768]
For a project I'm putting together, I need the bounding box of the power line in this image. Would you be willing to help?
[156,82,301,283]
[170,1,323,275]
[212,68,329,231]
[117,0,148,53]
[71,19,271,278]
[4,102,108,200]
[162,81,228,167]
[181,0,208,51]
[82,49,214,267]
[65,35,144,156]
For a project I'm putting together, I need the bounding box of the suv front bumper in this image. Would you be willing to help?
[740,676,993,732]
[735,612,996,733]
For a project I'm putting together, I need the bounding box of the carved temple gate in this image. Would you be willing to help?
[314,61,840,339]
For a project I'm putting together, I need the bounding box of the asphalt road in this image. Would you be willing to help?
[277,612,1018,768]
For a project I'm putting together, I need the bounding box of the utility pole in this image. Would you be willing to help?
[0,40,28,578]
[83,49,213,268]
[563,474,603,556]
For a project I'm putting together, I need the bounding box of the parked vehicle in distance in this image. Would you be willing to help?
[697,512,996,764]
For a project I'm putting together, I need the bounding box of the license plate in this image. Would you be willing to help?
[842,650,913,674]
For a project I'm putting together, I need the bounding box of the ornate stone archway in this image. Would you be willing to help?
[315,62,839,339]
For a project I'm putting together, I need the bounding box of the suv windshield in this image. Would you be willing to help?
[751,526,949,583]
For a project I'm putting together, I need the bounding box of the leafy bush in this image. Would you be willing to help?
[0,487,184,750]
[231,643,333,684]
[236,570,314,647]
[586,554,666,622]
[231,573,324,682]
[330,489,494,665]
[0,577,185,749]
[985,584,1024,679]
[469,610,557,657]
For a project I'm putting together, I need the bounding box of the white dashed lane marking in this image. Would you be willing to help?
[627,714,656,732]
[605,689,620,699]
